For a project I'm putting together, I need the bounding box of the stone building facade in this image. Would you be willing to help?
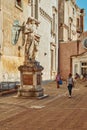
[58,0,84,42]
[58,0,86,79]
[0,0,58,82]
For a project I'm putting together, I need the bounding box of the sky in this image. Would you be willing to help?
[76,0,87,31]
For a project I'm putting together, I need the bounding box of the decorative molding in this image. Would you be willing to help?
[72,30,76,35]
[15,0,23,11]
[52,6,58,12]
[40,7,52,22]
[59,23,69,30]
[50,42,56,47]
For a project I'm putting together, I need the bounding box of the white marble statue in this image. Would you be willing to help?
[22,21,39,62]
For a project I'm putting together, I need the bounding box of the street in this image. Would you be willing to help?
[0,80,87,130]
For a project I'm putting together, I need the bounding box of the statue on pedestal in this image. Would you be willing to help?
[17,17,48,98]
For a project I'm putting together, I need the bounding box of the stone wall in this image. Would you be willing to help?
[0,0,58,82]
[37,0,58,81]
[0,0,31,81]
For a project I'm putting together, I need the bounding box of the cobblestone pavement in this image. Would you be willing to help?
[0,80,87,130]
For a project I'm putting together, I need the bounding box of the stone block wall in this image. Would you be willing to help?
[0,0,29,81]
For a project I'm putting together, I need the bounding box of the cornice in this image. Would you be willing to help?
[40,7,52,22]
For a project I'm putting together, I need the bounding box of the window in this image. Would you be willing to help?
[68,23,71,40]
[73,8,75,15]
[16,0,23,9]
[17,0,21,7]
[28,0,31,4]
[81,62,87,75]
[35,0,38,19]
[77,18,79,28]
[51,50,54,71]
[53,13,55,33]
[31,0,38,19]
[82,62,87,66]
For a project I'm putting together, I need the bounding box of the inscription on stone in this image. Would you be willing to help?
[37,74,41,85]
[22,74,33,85]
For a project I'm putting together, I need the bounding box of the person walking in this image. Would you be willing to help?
[56,72,62,88]
[67,73,74,98]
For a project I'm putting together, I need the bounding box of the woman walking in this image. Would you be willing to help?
[56,72,62,88]
[67,73,74,98]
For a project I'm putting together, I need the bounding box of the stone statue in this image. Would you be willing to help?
[22,21,39,62]
[14,18,40,63]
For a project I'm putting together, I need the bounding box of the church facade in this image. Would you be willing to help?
[0,0,58,82]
